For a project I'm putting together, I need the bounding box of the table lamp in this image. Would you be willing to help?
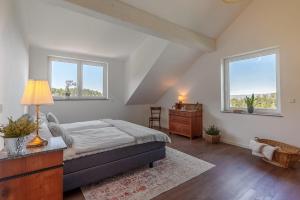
[21,80,54,148]
[176,95,185,110]
[178,95,184,104]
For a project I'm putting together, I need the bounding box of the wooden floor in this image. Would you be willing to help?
[64,133,300,200]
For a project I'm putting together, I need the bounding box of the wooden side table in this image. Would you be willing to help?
[0,137,66,200]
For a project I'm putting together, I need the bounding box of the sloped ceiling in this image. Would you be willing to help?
[15,0,251,58]
[120,0,252,38]
[15,0,147,58]
[127,43,202,104]
[14,0,252,104]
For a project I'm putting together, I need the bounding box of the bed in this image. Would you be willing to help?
[41,117,171,192]
[63,141,166,191]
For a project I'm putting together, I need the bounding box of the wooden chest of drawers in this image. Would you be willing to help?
[169,108,202,139]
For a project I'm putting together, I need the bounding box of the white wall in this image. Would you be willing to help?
[29,47,149,125]
[157,0,300,147]
[0,0,29,123]
[125,36,202,105]
[128,42,202,105]
[125,36,168,103]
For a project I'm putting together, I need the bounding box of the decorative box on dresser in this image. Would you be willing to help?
[169,103,202,139]
[0,137,67,200]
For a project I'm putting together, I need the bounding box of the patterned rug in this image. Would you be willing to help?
[82,147,215,200]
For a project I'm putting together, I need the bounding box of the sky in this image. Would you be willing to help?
[229,53,277,96]
[51,61,103,92]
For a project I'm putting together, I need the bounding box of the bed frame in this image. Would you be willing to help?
[63,142,166,191]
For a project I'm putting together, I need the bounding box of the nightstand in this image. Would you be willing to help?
[0,137,66,200]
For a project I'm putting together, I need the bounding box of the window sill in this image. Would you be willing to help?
[221,110,283,117]
[54,97,111,101]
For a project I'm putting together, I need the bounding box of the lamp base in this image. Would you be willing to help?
[26,135,48,148]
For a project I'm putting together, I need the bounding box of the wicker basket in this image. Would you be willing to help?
[255,137,300,168]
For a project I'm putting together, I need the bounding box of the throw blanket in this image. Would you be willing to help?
[102,119,171,144]
[250,139,279,160]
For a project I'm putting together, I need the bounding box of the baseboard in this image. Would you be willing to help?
[221,138,250,149]
[162,127,250,150]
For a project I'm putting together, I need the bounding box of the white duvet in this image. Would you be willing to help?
[69,127,135,154]
[62,119,171,160]
[60,120,112,132]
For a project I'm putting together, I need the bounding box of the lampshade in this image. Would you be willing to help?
[21,80,54,105]
[178,95,184,103]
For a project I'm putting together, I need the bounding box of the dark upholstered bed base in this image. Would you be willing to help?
[63,142,166,191]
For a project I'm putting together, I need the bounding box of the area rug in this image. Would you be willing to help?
[81,147,215,200]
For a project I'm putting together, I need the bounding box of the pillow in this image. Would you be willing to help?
[18,114,34,122]
[48,123,73,147]
[32,112,48,125]
[47,112,59,124]
[39,112,48,124]
[19,113,48,125]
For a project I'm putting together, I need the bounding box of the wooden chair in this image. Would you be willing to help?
[149,107,161,129]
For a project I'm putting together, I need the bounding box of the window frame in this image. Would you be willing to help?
[48,56,108,100]
[221,47,281,115]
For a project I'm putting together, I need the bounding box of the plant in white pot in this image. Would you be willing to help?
[0,115,37,153]
[204,125,221,144]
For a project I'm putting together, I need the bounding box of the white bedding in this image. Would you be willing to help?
[69,127,135,154]
[102,119,171,144]
[60,120,112,132]
[62,119,171,160]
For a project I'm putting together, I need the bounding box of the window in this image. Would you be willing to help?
[49,57,108,99]
[222,48,280,114]
[82,63,104,97]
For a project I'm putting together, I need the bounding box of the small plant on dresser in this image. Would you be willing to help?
[204,125,221,144]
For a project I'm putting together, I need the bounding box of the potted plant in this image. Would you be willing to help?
[0,115,37,153]
[245,94,256,113]
[204,125,221,144]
